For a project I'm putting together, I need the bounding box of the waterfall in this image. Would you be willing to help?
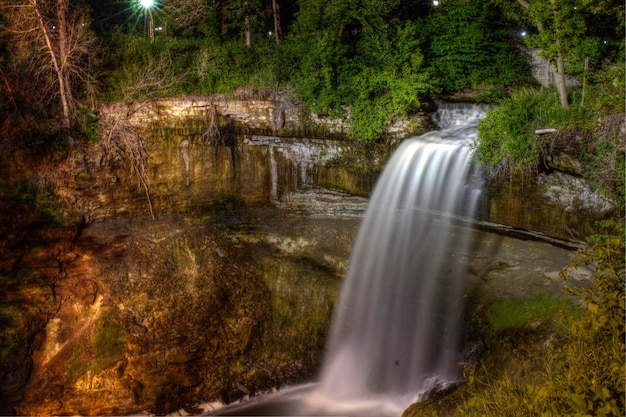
[315,103,486,415]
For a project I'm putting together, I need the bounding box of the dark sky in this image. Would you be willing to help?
[85,0,300,36]
[86,0,137,33]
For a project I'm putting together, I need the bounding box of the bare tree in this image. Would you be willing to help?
[0,0,97,129]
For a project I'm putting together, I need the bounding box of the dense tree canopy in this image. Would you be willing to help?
[0,0,622,141]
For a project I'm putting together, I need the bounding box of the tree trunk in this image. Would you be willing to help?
[58,0,67,65]
[244,14,251,48]
[518,0,569,108]
[147,9,154,43]
[272,0,281,43]
[34,0,71,128]
[220,1,228,37]
[550,0,569,108]
[57,0,74,117]
[554,54,569,108]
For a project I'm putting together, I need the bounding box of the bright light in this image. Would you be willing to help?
[521,31,527,37]
[140,0,154,9]
[433,0,439,5]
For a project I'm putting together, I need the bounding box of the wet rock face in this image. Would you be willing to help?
[483,173,614,241]
[15,216,340,415]
[71,100,607,240]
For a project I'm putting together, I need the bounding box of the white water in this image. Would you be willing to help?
[315,104,486,415]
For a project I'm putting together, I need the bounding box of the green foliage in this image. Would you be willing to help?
[461,221,626,417]
[585,56,626,114]
[100,30,187,100]
[286,2,435,141]
[7,0,620,145]
[424,0,533,93]
[227,0,265,36]
[474,88,582,177]
[286,6,354,116]
[475,80,624,202]
[76,109,101,145]
[349,23,434,142]
[190,39,257,94]
[580,114,625,207]
[524,0,603,79]
[101,25,284,99]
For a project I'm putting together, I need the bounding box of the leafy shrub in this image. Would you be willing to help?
[474,89,575,178]
[581,114,626,207]
[349,23,435,142]
[475,84,624,203]
[285,3,436,141]
[193,39,257,94]
[586,57,626,114]
[461,221,625,417]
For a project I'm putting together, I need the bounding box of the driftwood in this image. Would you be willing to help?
[535,128,558,134]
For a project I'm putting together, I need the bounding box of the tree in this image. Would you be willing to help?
[425,0,532,94]
[290,0,407,114]
[227,0,264,48]
[515,0,614,108]
[288,0,435,141]
[271,0,281,43]
[0,0,97,129]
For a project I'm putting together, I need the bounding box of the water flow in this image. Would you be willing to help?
[316,103,486,415]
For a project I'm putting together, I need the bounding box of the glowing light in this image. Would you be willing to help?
[521,31,527,37]
[433,0,439,5]
[140,0,154,9]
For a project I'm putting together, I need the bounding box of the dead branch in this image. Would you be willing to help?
[201,99,221,146]
[98,110,156,220]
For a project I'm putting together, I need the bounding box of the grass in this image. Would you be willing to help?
[487,293,581,332]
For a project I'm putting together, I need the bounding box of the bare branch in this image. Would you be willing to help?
[97,109,156,219]
[0,0,98,129]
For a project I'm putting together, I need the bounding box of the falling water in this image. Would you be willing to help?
[209,104,487,417]
[315,103,486,415]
